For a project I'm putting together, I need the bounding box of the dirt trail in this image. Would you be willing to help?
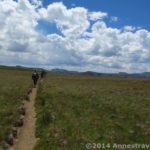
[9,87,37,150]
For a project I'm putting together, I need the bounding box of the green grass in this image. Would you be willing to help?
[0,68,32,147]
[35,73,150,150]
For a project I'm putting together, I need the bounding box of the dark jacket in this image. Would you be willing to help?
[32,72,39,81]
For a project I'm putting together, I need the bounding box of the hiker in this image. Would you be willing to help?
[32,70,39,87]
[40,70,46,79]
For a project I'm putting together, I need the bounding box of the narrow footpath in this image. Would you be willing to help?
[9,87,37,150]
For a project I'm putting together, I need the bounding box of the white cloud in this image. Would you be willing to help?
[30,0,42,7]
[39,2,90,37]
[89,11,108,21]
[123,25,136,31]
[0,0,150,73]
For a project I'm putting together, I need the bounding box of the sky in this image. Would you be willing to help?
[0,0,150,73]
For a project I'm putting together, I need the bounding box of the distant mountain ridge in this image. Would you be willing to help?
[1,65,150,78]
[0,65,44,71]
[51,68,79,74]
[51,68,150,78]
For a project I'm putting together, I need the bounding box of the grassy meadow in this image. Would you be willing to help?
[0,67,32,147]
[35,73,150,150]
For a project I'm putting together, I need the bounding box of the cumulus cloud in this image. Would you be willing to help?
[0,0,150,73]
[123,25,136,32]
[30,0,42,7]
[39,2,90,37]
[89,11,108,21]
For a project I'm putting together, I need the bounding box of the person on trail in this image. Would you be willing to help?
[32,70,39,88]
[40,70,47,79]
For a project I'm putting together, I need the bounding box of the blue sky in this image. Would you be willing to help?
[0,0,150,73]
[42,0,150,31]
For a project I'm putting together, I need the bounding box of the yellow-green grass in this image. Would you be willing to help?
[35,73,150,150]
[0,68,32,146]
